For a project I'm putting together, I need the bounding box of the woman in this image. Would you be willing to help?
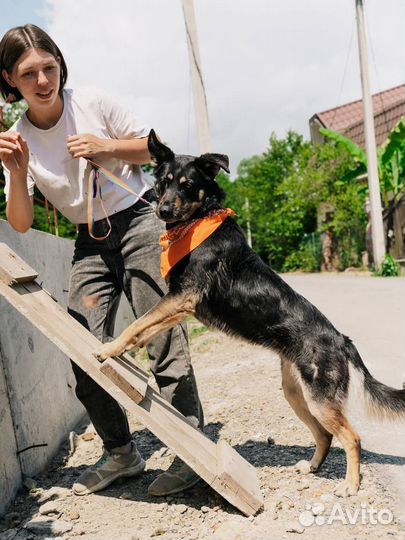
[0,24,203,497]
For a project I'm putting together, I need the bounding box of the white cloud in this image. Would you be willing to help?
[44,0,405,175]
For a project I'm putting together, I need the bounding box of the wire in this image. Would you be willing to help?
[330,16,356,130]
[364,2,391,138]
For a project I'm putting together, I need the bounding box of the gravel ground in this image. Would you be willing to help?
[1,318,404,540]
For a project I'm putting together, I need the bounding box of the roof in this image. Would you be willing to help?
[310,84,405,147]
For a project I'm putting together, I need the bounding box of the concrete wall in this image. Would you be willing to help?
[0,220,134,516]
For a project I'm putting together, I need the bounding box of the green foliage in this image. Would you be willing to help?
[283,233,322,272]
[219,131,367,271]
[373,254,400,277]
[377,118,405,206]
[321,119,405,207]
[2,101,28,128]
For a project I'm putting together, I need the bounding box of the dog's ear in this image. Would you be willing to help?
[195,153,230,178]
[148,129,175,167]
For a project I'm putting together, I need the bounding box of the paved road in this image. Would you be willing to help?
[282,273,405,510]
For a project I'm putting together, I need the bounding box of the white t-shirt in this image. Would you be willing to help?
[4,88,153,223]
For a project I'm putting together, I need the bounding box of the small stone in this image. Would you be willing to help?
[286,522,305,534]
[151,529,167,537]
[296,481,310,491]
[201,506,210,513]
[25,517,73,535]
[248,515,254,521]
[39,501,60,515]
[81,432,96,441]
[68,510,80,520]
[295,460,312,475]
[120,492,132,500]
[39,486,67,501]
[52,520,74,534]
[25,517,56,533]
[22,477,37,490]
[267,436,275,445]
[176,504,188,514]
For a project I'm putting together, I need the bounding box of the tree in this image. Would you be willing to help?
[218,131,367,271]
[320,118,405,207]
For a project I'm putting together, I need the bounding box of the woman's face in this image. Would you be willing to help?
[3,47,61,110]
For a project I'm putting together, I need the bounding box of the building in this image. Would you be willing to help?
[309,84,405,148]
[309,84,405,265]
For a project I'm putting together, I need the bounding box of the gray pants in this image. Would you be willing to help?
[68,196,204,451]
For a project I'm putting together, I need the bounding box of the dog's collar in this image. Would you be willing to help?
[159,208,236,278]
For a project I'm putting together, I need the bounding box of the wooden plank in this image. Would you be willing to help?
[212,439,264,516]
[0,243,38,285]
[0,278,220,490]
[100,357,148,405]
[0,250,264,516]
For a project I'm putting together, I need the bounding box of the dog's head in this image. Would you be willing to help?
[148,129,229,223]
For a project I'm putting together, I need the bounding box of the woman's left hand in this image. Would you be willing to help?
[67,134,114,160]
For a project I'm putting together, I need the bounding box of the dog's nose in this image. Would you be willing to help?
[158,201,172,218]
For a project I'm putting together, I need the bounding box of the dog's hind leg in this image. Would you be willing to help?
[281,360,333,473]
[307,402,361,497]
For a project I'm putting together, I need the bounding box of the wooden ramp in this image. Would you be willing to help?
[0,243,263,516]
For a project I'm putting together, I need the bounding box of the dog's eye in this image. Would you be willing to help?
[154,181,164,196]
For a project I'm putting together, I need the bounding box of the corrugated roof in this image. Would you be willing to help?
[312,84,405,147]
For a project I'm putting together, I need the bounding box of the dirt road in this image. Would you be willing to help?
[1,274,404,540]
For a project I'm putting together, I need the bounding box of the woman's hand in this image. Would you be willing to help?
[0,131,29,176]
[67,134,113,160]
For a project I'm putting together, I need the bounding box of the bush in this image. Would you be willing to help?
[374,254,400,277]
[283,233,322,273]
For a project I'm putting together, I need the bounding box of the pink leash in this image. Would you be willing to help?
[86,158,155,241]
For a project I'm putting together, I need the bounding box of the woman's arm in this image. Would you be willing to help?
[0,132,34,233]
[67,134,151,164]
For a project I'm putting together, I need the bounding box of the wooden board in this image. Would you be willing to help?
[100,356,149,405]
[0,243,38,285]
[0,246,264,516]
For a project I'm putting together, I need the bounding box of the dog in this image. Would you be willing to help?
[96,129,405,497]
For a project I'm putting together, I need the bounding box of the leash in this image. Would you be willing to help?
[86,158,155,241]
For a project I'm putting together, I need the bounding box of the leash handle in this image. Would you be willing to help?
[87,165,112,240]
[86,158,155,208]
[85,158,155,241]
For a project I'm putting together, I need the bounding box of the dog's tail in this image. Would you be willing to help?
[346,337,405,421]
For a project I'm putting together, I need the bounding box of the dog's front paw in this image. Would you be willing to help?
[94,341,125,363]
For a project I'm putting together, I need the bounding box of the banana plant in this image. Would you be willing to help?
[320,118,405,207]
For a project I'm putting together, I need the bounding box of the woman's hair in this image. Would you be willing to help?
[0,24,68,102]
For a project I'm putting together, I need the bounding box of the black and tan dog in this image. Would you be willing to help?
[96,130,405,497]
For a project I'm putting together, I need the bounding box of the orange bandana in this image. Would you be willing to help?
[160,208,236,278]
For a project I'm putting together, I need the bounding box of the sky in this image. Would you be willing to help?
[1,0,404,176]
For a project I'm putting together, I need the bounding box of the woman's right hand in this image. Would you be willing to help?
[0,131,29,177]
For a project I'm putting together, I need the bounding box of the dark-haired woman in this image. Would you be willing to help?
[0,24,203,497]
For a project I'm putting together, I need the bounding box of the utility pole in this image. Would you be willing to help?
[245,197,252,248]
[181,0,212,153]
[355,0,385,269]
